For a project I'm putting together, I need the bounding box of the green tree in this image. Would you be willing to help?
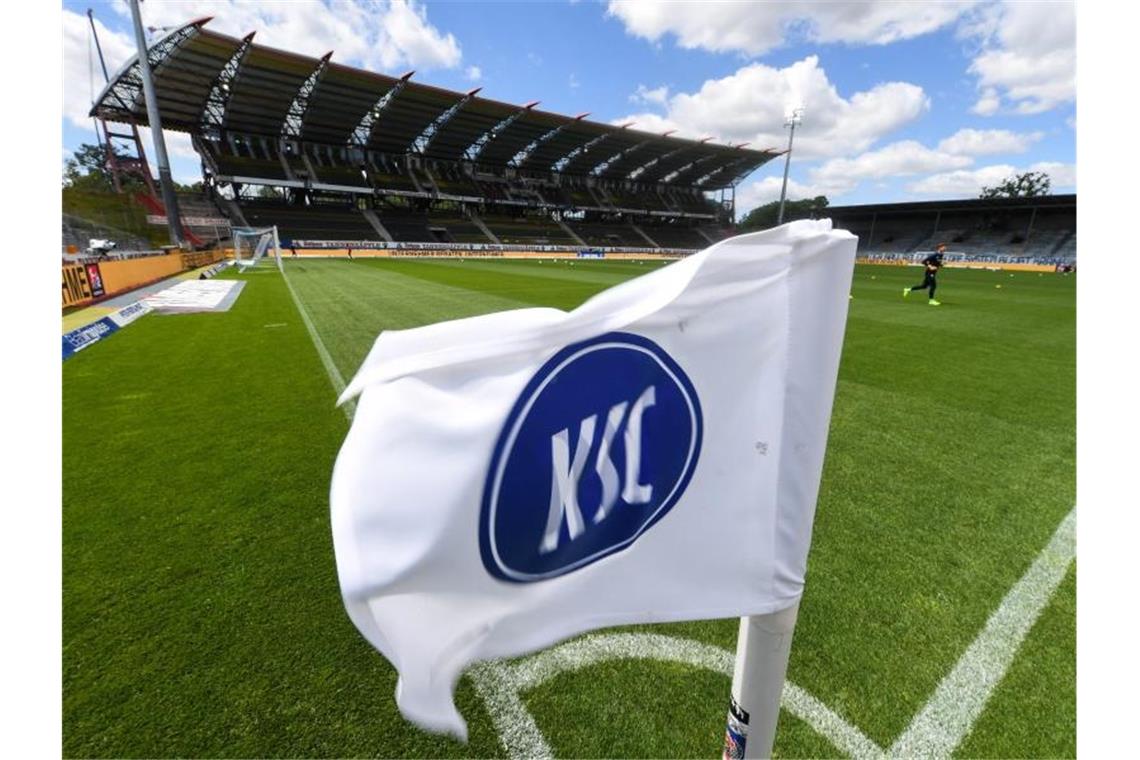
[62,142,146,191]
[979,171,1051,199]
[738,195,828,231]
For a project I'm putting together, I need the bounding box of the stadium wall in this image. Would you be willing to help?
[855,257,1059,273]
[287,248,684,260]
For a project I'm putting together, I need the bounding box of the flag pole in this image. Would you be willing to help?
[723,602,800,759]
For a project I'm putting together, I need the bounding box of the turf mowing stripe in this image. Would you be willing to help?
[281,268,355,421]
[888,505,1076,758]
[469,632,881,760]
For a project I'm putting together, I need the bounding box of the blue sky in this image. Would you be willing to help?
[62,1,1076,216]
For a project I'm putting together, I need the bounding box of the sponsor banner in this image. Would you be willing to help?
[62,264,95,307]
[85,263,106,298]
[61,301,152,360]
[147,214,230,227]
[722,696,750,760]
[577,249,605,259]
[197,262,230,280]
[143,280,245,313]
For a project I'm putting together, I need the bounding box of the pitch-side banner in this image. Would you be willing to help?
[330,219,856,737]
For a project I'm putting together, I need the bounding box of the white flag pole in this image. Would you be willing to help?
[722,602,800,759]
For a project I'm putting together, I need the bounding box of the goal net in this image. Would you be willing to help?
[233,226,283,272]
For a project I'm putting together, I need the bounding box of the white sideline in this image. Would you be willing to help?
[280,269,355,422]
[889,505,1076,758]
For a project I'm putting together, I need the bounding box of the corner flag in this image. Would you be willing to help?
[330,219,856,738]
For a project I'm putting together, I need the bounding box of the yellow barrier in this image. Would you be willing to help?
[61,249,227,309]
[61,264,96,307]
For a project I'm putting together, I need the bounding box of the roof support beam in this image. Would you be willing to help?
[628,143,688,182]
[282,51,332,138]
[91,19,205,119]
[466,101,538,162]
[661,142,719,184]
[590,138,652,177]
[350,70,413,148]
[695,157,749,188]
[510,112,587,168]
[200,31,255,137]
[412,87,482,155]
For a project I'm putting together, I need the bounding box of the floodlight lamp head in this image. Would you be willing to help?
[784,107,804,127]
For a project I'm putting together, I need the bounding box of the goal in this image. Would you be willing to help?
[233,226,283,272]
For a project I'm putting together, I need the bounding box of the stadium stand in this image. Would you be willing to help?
[239,199,381,243]
[89,18,774,251]
[827,195,1076,263]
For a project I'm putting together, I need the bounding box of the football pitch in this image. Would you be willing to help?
[62,257,1075,758]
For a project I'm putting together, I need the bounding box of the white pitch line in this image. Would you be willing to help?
[280,269,355,422]
[469,632,882,760]
[889,505,1076,758]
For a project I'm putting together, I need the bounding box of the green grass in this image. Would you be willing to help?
[62,187,169,247]
[63,259,1075,757]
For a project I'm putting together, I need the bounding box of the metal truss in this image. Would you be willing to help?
[661,143,719,184]
[466,101,538,162]
[200,32,255,137]
[509,112,586,168]
[628,142,686,182]
[94,20,203,117]
[551,127,617,174]
[590,138,653,177]
[412,87,481,154]
[350,71,413,147]
[282,52,331,137]
[695,156,753,188]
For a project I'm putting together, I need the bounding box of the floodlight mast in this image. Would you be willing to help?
[776,107,803,226]
[127,0,185,248]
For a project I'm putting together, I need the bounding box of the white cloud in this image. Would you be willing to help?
[937,128,1042,156]
[465,65,482,82]
[909,161,1076,195]
[734,174,853,218]
[612,56,929,159]
[1026,161,1076,189]
[812,141,972,186]
[970,88,1001,116]
[630,84,669,106]
[569,73,580,89]
[62,9,134,130]
[963,1,1075,115]
[109,0,461,73]
[606,1,976,56]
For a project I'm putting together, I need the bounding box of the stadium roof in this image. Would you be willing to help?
[90,18,777,189]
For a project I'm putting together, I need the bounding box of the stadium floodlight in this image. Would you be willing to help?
[776,107,803,226]
[233,226,283,273]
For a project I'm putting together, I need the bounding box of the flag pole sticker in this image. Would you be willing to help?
[723,695,750,760]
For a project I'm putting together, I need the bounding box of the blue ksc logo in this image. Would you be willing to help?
[480,332,703,582]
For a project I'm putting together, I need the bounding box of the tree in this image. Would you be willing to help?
[979,171,1051,199]
[737,195,828,231]
[62,142,145,192]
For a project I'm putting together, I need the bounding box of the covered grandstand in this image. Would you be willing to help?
[827,194,1077,264]
[89,18,776,251]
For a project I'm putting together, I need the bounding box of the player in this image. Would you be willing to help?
[904,244,945,306]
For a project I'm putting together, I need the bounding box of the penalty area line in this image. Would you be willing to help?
[889,505,1076,758]
[281,269,355,422]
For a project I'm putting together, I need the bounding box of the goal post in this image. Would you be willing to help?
[233,226,283,272]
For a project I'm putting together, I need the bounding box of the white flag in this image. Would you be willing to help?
[331,219,856,737]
